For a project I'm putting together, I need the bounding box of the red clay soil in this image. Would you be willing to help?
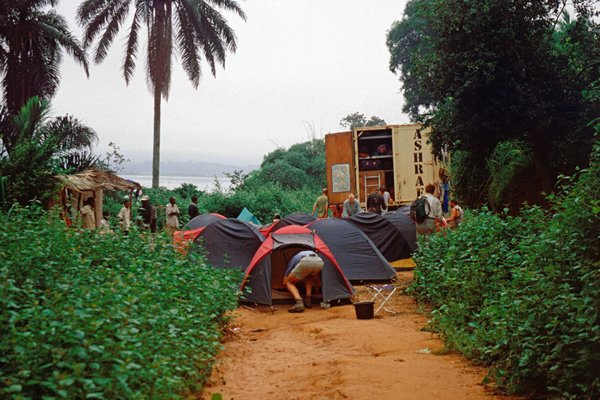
[200,271,520,400]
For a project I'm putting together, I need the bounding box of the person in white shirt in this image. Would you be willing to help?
[165,197,180,235]
[80,198,96,229]
[117,199,131,234]
[379,187,393,214]
[417,183,443,235]
[98,211,113,234]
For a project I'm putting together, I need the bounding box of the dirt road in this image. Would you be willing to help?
[201,272,518,400]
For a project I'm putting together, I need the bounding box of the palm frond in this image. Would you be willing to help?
[93,1,131,63]
[204,0,247,21]
[174,5,201,86]
[122,6,142,84]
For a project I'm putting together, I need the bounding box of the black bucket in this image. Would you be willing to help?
[354,301,374,320]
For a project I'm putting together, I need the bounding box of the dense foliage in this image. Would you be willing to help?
[103,139,326,227]
[411,139,600,397]
[0,207,242,399]
[387,1,600,208]
[0,97,102,207]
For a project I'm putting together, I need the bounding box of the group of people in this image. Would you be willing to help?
[311,184,463,232]
[311,186,394,219]
[415,183,463,235]
[77,194,202,234]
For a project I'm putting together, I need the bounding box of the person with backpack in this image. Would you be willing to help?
[446,199,464,229]
[411,183,443,235]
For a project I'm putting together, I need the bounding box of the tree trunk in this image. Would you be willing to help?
[152,86,161,189]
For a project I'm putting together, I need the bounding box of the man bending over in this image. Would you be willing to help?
[284,250,324,313]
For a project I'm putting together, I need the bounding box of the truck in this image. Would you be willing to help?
[325,124,447,209]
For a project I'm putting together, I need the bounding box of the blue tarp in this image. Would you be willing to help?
[237,207,262,226]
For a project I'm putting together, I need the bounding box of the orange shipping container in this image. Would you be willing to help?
[325,124,447,208]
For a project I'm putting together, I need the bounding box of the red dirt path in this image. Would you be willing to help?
[200,271,519,400]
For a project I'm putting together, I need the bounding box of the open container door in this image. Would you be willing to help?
[325,131,356,206]
[393,124,437,203]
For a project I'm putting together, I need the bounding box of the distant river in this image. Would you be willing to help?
[120,175,231,191]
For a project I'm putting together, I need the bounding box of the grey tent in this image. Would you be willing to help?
[185,213,226,230]
[259,212,316,237]
[240,225,354,305]
[190,218,264,270]
[307,218,396,281]
[348,212,411,261]
[383,210,417,254]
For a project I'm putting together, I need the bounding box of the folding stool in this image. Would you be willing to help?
[367,284,399,315]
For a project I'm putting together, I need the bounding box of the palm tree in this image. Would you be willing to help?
[0,0,89,153]
[77,0,246,188]
[0,96,99,205]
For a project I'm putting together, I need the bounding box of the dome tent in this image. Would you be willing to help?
[348,212,411,261]
[241,225,354,306]
[383,210,417,254]
[190,218,264,270]
[185,213,226,230]
[306,218,396,281]
[259,212,316,237]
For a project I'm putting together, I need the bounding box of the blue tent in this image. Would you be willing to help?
[237,207,262,226]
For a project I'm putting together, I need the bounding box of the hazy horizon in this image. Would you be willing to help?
[51,1,411,166]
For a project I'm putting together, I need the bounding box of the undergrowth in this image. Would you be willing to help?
[412,140,600,398]
[0,208,242,399]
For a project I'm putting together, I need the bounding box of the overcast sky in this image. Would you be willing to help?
[52,0,410,166]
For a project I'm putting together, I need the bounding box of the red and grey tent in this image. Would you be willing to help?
[259,212,316,237]
[307,218,396,281]
[173,213,227,253]
[241,225,354,305]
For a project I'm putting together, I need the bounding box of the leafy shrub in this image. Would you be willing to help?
[0,207,242,399]
[486,140,533,211]
[412,139,600,398]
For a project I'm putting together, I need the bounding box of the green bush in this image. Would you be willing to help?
[0,207,242,399]
[412,140,600,397]
[486,140,534,211]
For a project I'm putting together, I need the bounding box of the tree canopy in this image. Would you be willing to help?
[0,0,88,154]
[340,112,386,129]
[387,0,600,207]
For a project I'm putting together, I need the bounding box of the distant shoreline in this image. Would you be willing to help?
[120,174,231,191]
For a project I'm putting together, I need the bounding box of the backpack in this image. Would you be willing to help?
[410,196,431,223]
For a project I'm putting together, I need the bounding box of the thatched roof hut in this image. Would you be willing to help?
[55,169,141,228]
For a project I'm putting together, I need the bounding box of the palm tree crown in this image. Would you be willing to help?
[0,0,89,153]
[77,0,246,187]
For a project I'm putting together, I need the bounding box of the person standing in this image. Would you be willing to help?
[342,193,360,217]
[98,211,113,234]
[445,199,464,229]
[284,250,324,313]
[165,197,180,235]
[379,187,393,214]
[416,183,443,235]
[138,195,157,233]
[118,199,131,234]
[80,198,96,229]
[367,188,385,214]
[188,195,199,220]
[311,188,329,218]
